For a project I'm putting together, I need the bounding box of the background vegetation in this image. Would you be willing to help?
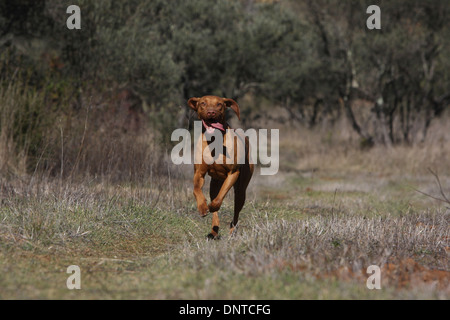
[0,0,449,299]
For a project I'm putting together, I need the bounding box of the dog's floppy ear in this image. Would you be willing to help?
[223,98,240,120]
[188,97,200,111]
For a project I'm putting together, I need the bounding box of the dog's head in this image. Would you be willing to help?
[188,95,240,125]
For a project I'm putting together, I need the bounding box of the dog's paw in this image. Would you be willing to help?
[198,202,209,217]
[208,199,222,212]
[229,222,238,237]
[206,233,221,240]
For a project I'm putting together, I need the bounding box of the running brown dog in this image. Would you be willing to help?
[188,95,254,239]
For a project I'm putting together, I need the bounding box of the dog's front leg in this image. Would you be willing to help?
[208,170,240,213]
[193,166,208,217]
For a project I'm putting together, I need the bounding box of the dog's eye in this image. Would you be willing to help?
[200,102,206,107]
[217,103,223,107]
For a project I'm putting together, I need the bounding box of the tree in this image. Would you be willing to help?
[298,0,450,145]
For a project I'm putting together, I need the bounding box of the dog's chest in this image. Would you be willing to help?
[194,131,244,178]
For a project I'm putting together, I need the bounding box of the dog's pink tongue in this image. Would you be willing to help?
[202,120,224,133]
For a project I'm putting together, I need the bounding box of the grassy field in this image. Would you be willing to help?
[0,119,449,300]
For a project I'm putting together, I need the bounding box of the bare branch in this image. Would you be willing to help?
[413,168,450,206]
[428,168,450,204]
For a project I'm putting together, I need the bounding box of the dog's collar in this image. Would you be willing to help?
[202,120,226,133]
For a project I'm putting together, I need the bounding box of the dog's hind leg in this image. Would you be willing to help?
[230,164,253,235]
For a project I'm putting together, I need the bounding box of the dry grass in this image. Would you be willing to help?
[183,210,448,280]
[278,113,450,177]
[0,80,45,176]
